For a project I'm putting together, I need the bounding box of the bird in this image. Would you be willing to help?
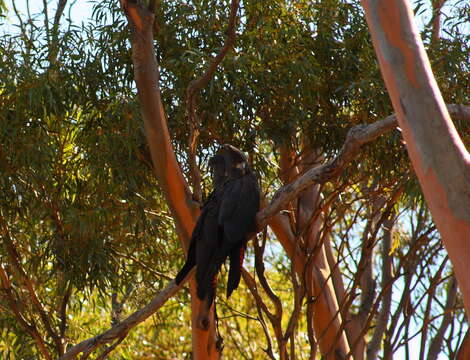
[175,144,260,329]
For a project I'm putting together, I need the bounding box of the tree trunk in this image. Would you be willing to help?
[121,1,218,358]
[361,0,470,315]
[271,146,350,359]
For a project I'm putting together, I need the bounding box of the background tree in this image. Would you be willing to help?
[0,0,469,359]
[361,0,470,318]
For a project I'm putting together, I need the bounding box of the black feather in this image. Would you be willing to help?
[174,144,260,310]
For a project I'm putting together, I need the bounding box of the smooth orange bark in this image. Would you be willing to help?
[121,2,218,358]
[269,149,350,359]
[361,0,470,315]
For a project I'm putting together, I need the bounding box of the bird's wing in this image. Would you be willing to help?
[226,244,246,298]
[174,208,206,284]
[174,190,218,285]
[195,193,223,300]
[218,174,260,244]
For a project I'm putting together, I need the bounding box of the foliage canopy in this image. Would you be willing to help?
[0,0,469,358]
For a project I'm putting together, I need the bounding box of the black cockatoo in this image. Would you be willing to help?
[175,144,260,329]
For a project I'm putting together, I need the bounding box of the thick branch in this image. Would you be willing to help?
[59,102,469,358]
[361,0,470,315]
[256,104,469,229]
[121,0,198,246]
[56,94,468,358]
[120,2,225,359]
[59,269,194,360]
[295,145,352,358]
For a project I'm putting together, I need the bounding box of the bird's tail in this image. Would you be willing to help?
[175,241,197,284]
[175,262,194,285]
[226,244,246,298]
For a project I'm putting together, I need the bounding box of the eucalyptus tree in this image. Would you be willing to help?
[0,0,469,359]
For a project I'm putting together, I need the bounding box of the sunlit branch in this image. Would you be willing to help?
[257,104,470,229]
[59,269,195,360]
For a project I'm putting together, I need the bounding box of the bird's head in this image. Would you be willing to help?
[208,144,250,187]
[219,144,249,177]
[208,154,226,188]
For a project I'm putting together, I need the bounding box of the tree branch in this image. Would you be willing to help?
[50,0,69,64]
[186,0,240,202]
[431,0,446,42]
[0,215,62,353]
[121,0,198,246]
[367,216,395,359]
[57,101,469,359]
[59,269,195,360]
[0,263,52,360]
[119,1,228,358]
[186,0,239,100]
[361,0,470,315]
[256,104,470,229]
[57,96,468,357]
[427,277,457,360]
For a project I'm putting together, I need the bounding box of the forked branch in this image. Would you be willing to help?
[59,103,469,358]
[256,104,470,229]
[186,0,240,201]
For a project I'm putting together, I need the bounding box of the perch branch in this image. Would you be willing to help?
[58,103,469,358]
[256,104,470,229]
[59,269,195,360]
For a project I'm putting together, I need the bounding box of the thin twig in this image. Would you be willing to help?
[186,0,240,201]
[0,263,52,360]
[0,215,62,352]
[257,104,470,229]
